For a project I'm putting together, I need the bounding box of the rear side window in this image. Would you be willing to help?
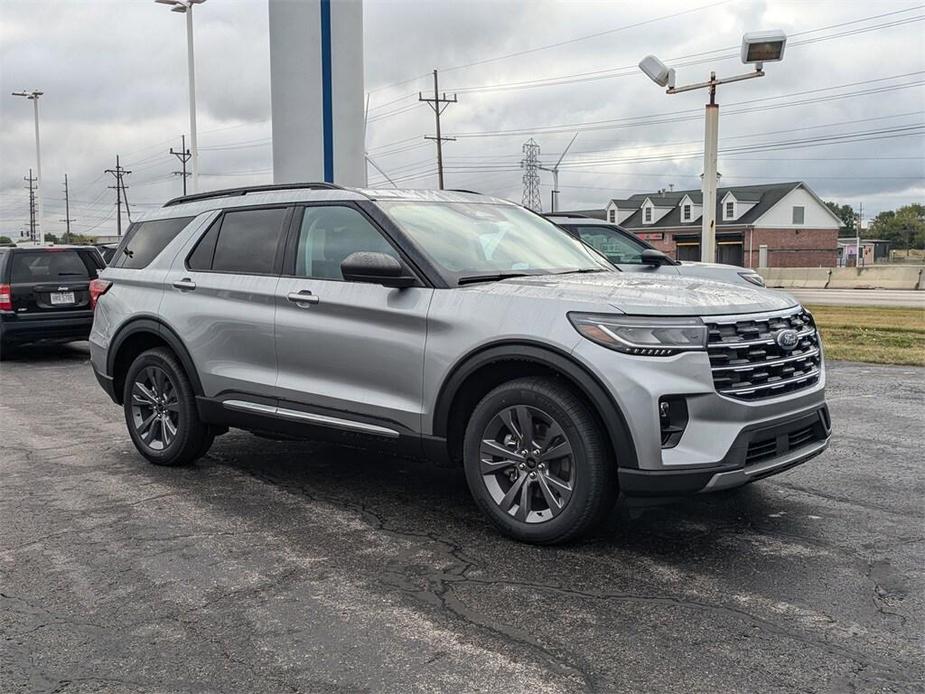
[112,216,194,269]
[10,251,92,283]
[196,207,288,275]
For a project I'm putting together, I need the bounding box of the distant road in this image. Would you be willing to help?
[786,288,924,308]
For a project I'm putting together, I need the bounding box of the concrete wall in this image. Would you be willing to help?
[758,266,924,289]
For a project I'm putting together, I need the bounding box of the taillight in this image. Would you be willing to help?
[89,279,112,310]
[0,284,11,311]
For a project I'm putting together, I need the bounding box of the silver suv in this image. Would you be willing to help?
[89,184,831,544]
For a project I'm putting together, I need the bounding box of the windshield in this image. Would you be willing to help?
[379,201,610,283]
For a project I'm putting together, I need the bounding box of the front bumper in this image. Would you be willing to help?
[618,405,831,495]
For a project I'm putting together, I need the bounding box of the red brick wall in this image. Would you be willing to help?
[747,228,838,268]
[630,227,837,267]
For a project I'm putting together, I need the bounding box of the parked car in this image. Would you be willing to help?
[0,245,106,356]
[545,213,766,287]
[89,185,829,544]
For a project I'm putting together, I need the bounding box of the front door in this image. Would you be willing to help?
[274,203,432,434]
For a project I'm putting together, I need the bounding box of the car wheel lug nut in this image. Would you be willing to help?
[529,471,536,478]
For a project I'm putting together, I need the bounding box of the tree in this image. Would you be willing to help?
[867,204,925,249]
[0,235,14,246]
[44,233,58,244]
[825,201,856,234]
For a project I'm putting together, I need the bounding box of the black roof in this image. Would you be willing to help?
[621,181,806,229]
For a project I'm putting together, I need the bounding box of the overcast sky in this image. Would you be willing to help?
[1,0,923,238]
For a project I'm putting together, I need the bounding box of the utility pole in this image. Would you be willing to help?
[105,155,132,237]
[61,174,76,243]
[170,135,192,195]
[855,201,863,268]
[24,169,36,242]
[419,69,457,190]
[11,90,45,244]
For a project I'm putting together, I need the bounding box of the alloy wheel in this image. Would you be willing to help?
[130,366,180,451]
[479,405,575,524]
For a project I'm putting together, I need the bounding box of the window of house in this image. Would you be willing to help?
[294,205,398,281]
[792,206,805,224]
[608,209,616,223]
[644,206,652,223]
[725,201,735,219]
[682,204,691,221]
[189,207,288,274]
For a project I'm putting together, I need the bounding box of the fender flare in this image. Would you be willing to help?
[432,341,639,469]
[107,316,204,400]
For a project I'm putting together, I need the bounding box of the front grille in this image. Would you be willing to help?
[705,308,822,400]
[745,421,826,466]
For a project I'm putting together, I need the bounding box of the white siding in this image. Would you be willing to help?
[753,187,841,228]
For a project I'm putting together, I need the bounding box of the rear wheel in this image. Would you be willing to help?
[463,377,616,544]
[123,347,212,466]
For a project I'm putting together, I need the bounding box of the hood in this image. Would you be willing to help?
[464,271,797,316]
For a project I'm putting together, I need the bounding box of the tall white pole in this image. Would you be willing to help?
[32,95,45,245]
[551,169,559,213]
[186,6,199,193]
[701,80,719,263]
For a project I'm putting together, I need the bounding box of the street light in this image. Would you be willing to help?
[11,90,45,245]
[538,132,579,213]
[156,0,205,194]
[638,30,787,263]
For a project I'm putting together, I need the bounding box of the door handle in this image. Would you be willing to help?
[287,290,320,306]
[173,278,197,290]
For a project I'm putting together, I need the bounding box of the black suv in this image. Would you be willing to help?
[0,246,105,356]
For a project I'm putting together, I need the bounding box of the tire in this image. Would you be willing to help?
[122,347,213,466]
[463,376,616,545]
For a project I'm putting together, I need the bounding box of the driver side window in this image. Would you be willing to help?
[574,226,645,265]
[295,206,398,280]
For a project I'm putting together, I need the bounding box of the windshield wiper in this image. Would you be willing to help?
[457,272,530,285]
[551,268,609,276]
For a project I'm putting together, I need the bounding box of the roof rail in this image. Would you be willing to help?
[543,212,591,219]
[446,189,483,195]
[163,182,344,207]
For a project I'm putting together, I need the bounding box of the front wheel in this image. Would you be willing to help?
[463,377,616,544]
[123,347,213,466]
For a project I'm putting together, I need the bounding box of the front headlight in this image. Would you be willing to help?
[569,313,707,356]
[738,271,765,287]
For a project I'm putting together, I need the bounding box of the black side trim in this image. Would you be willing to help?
[106,317,205,402]
[432,341,639,469]
[92,365,118,404]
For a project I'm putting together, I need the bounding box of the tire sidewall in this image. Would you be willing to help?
[123,349,199,465]
[463,381,607,544]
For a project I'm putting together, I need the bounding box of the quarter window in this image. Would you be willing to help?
[206,207,289,274]
[112,217,194,269]
[792,206,805,224]
[294,206,398,281]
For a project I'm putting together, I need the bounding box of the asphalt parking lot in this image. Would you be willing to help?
[1,344,923,693]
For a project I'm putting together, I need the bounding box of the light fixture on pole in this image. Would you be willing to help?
[11,89,45,245]
[538,132,579,213]
[638,30,787,263]
[156,0,205,194]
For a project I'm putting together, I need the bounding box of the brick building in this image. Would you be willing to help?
[570,182,840,268]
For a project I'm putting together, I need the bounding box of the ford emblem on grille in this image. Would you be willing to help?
[775,328,799,351]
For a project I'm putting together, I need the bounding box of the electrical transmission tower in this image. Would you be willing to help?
[170,135,192,195]
[24,169,37,241]
[105,155,131,236]
[419,69,457,190]
[61,174,76,244]
[521,138,542,212]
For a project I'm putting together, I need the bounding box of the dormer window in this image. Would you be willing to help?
[608,209,616,223]
[724,201,735,219]
[682,204,691,221]
[644,207,652,223]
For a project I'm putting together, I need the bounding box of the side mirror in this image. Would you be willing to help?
[640,249,672,266]
[340,251,417,288]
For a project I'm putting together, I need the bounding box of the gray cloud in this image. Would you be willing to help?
[1,0,922,238]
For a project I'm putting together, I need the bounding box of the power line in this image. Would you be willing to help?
[419,69,458,189]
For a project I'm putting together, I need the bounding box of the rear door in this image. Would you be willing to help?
[161,205,290,400]
[8,248,103,316]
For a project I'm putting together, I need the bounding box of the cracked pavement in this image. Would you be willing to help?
[1,344,923,693]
